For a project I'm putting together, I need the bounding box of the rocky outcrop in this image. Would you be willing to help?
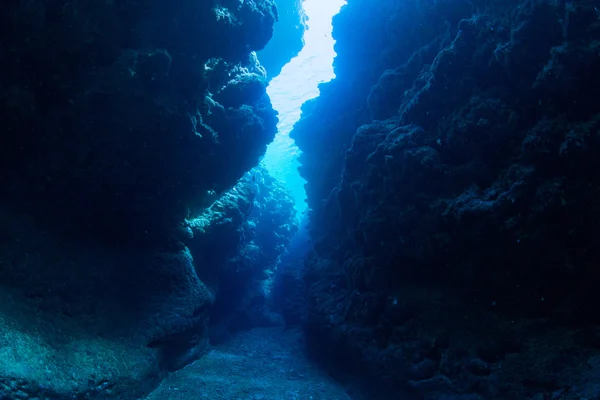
[1,0,278,246]
[0,0,279,398]
[258,0,306,78]
[292,0,600,399]
[198,166,298,342]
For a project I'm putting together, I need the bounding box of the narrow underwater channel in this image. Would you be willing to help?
[262,0,346,217]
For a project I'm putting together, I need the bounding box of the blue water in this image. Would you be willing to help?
[262,0,346,218]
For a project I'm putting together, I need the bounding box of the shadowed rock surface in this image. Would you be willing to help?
[0,0,293,398]
[143,327,351,400]
[2,0,279,247]
[0,170,297,399]
[291,0,600,399]
[183,165,297,343]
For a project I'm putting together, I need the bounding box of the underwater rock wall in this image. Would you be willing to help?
[1,0,278,246]
[258,0,307,79]
[292,0,600,399]
[0,0,280,399]
[185,166,297,342]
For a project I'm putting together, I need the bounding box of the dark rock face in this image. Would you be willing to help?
[258,0,306,79]
[184,166,297,343]
[1,0,278,247]
[292,0,600,399]
[0,0,279,398]
[273,220,312,329]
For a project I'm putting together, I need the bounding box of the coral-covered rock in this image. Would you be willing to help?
[184,165,297,342]
[1,0,278,246]
[292,0,600,398]
[0,0,279,398]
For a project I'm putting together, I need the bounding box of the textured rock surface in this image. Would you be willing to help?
[0,167,295,399]
[1,0,278,246]
[0,210,211,399]
[0,0,280,398]
[142,327,350,400]
[189,166,297,342]
[258,0,306,79]
[291,0,600,399]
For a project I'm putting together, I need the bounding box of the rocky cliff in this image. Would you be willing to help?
[291,1,600,399]
[0,0,285,398]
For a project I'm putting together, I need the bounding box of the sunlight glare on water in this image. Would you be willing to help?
[262,0,346,218]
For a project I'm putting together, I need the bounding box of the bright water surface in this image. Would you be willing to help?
[262,0,346,218]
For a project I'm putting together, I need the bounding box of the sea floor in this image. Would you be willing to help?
[143,327,352,400]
